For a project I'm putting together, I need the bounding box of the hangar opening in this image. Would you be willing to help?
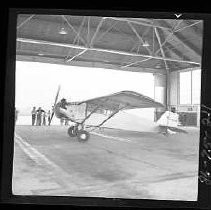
[13,13,203,201]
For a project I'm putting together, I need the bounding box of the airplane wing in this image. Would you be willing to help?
[79,90,165,111]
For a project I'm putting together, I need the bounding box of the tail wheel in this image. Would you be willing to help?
[67,126,77,137]
[77,130,90,142]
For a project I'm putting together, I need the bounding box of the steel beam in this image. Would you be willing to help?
[104,17,172,31]
[67,17,105,61]
[121,58,151,68]
[129,42,139,52]
[164,42,193,62]
[65,17,87,59]
[16,54,166,74]
[73,17,86,45]
[89,18,105,47]
[17,38,201,66]
[174,32,201,56]
[154,20,183,56]
[87,16,90,44]
[154,27,168,69]
[160,21,202,59]
[62,15,87,46]
[142,24,152,39]
[66,49,88,62]
[136,43,141,53]
[174,20,202,33]
[17,15,35,29]
[127,21,152,55]
[96,21,118,41]
[127,18,154,24]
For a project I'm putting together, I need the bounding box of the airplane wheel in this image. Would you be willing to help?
[67,126,77,137]
[77,130,90,142]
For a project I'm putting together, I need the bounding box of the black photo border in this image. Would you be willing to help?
[1,7,211,209]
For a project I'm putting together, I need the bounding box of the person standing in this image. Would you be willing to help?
[65,118,69,126]
[42,111,46,126]
[31,107,36,126]
[55,98,77,126]
[55,98,69,118]
[47,110,51,126]
[60,118,64,126]
[36,107,44,126]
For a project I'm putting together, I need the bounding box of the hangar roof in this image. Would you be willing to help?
[16,14,203,75]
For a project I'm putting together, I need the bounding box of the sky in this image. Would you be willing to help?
[15,61,155,118]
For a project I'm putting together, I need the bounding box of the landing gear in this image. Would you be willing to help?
[77,130,90,142]
[67,126,77,137]
[67,125,90,142]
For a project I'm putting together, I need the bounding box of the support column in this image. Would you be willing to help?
[154,73,167,121]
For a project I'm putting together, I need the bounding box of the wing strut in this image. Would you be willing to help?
[89,106,126,132]
[80,100,108,124]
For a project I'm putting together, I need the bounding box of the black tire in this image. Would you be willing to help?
[77,130,90,142]
[67,126,77,137]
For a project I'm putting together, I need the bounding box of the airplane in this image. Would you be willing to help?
[156,108,188,135]
[49,86,166,142]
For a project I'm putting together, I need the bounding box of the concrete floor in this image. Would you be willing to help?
[12,125,199,201]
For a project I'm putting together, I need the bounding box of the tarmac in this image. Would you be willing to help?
[12,125,199,201]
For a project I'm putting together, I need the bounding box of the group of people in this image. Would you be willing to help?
[31,103,70,126]
[31,107,51,126]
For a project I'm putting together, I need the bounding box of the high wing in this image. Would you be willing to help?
[79,90,164,111]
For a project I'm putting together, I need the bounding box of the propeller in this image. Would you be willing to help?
[49,85,61,125]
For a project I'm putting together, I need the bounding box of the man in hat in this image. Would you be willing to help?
[55,98,69,125]
[55,98,77,124]
[60,98,68,110]
[47,110,51,126]
[36,107,45,126]
[56,98,68,117]
[31,106,36,126]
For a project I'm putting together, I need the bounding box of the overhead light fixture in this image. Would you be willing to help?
[155,64,161,68]
[59,27,68,35]
[142,41,150,47]
[38,53,44,56]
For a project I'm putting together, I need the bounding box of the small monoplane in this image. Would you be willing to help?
[49,86,165,142]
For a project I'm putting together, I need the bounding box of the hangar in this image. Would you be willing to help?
[16,14,202,125]
[13,13,203,200]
